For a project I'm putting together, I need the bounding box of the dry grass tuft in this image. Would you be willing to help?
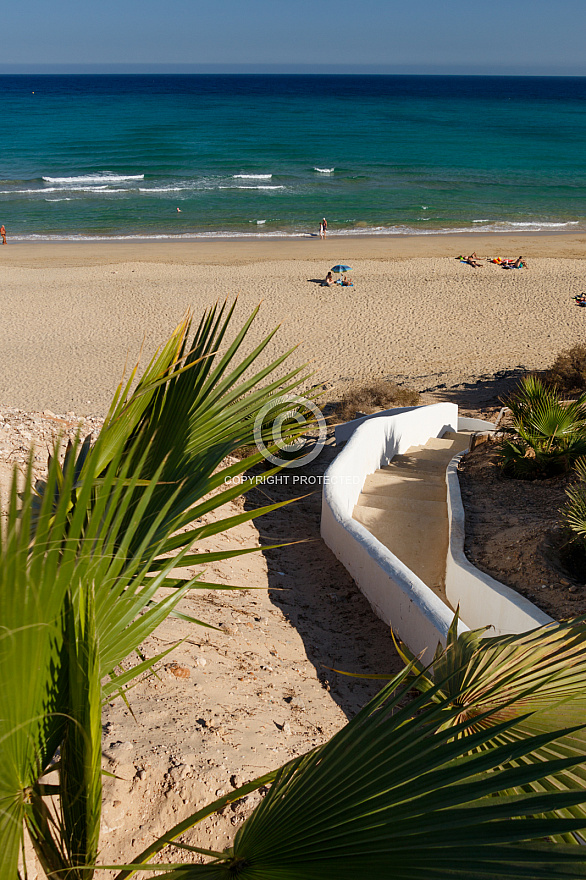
[333,380,420,423]
[546,345,586,396]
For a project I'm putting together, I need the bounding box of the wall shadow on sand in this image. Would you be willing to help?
[244,437,404,722]
[422,367,531,413]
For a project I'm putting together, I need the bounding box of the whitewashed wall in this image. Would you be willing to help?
[445,454,553,634]
[321,405,552,656]
[321,403,466,658]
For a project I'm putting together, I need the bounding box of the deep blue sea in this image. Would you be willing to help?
[1,74,585,240]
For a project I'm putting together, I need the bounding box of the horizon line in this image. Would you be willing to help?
[0,63,585,77]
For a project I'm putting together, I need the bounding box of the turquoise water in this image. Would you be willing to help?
[1,74,585,240]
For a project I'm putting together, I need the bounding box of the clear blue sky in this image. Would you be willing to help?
[1,0,585,75]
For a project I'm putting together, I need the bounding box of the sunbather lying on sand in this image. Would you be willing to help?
[458,253,484,267]
[502,256,527,269]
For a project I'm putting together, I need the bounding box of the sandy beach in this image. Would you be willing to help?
[1,232,585,415]
[4,233,584,874]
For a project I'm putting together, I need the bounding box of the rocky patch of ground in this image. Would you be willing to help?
[457,439,586,621]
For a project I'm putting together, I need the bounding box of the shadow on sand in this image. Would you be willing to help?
[244,437,403,721]
[423,367,532,413]
[242,368,535,719]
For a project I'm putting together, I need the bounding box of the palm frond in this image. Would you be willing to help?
[31,302,315,565]
[134,666,586,879]
[563,456,586,546]
[0,453,74,878]
[500,376,586,477]
[397,614,586,842]
[1,304,313,879]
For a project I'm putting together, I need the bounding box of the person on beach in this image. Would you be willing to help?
[503,256,527,269]
[320,217,327,239]
[323,271,334,286]
[0,225,6,245]
[456,252,483,267]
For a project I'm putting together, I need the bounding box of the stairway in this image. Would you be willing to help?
[352,431,471,607]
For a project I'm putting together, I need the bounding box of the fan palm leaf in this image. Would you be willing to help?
[4,431,296,878]
[0,458,70,878]
[121,666,586,880]
[0,431,196,879]
[500,376,586,477]
[394,614,586,843]
[564,455,586,544]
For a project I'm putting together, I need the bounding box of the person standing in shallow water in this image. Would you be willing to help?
[321,217,327,239]
[0,225,6,245]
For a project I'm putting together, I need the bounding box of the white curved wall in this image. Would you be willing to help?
[445,453,553,634]
[321,403,467,659]
[321,404,553,657]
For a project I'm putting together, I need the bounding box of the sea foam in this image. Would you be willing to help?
[495,220,579,228]
[3,186,126,194]
[138,186,186,193]
[220,185,285,190]
[42,173,144,184]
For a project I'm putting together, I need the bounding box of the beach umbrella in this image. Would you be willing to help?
[331,264,352,274]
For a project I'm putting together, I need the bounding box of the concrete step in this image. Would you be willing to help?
[442,430,473,447]
[396,448,460,465]
[420,437,459,450]
[355,496,446,516]
[363,469,445,495]
[352,504,450,600]
[379,463,446,481]
[358,480,446,504]
[387,455,449,475]
[402,444,426,455]
[398,432,469,458]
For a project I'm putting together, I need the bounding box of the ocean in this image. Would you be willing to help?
[0,74,585,241]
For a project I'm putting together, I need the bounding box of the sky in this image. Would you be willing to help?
[1,0,585,75]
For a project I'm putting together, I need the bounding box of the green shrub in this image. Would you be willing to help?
[563,456,586,561]
[498,374,586,478]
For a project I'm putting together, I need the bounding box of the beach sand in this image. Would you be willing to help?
[8,233,584,874]
[1,232,585,415]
